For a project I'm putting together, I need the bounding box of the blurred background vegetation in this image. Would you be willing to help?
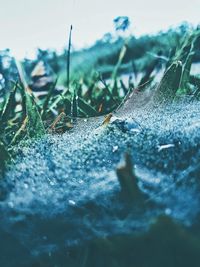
[0,21,200,94]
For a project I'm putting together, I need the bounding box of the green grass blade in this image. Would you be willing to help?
[25,92,46,138]
[67,25,73,89]
[0,83,17,125]
[78,97,98,117]
[42,78,58,118]
[174,30,200,91]
[16,59,45,138]
[71,91,78,118]
[10,117,28,145]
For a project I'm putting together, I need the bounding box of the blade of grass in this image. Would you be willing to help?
[67,25,73,90]
[111,38,130,82]
[99,76,120,106]
[0,82,18,126]
[10,116,28,145]
[71,89,78,119]
[25,92,46,138]
[16,60,46,138]
[49,111,66,132]
[78,97,98,117]
[111,37,130,94]
[42,78,58,119]
[15,60,32,94]
[173,29,200,91]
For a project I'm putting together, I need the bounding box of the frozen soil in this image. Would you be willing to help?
[0,94,200,266]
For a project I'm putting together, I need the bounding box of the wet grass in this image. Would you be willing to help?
[0,27,199,176]
[0,27,200,266]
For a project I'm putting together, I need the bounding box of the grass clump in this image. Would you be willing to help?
[0,25,199,176]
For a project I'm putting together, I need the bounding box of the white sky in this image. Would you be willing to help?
[0,0,199,59]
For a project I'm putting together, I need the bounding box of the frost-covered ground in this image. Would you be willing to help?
[0,94,200,266]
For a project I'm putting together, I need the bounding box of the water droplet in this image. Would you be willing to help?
[24,183,29,189]
[8,201,14,208]
[112,146,119,152]
[68,200,76,206]
[165,208,172,215]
